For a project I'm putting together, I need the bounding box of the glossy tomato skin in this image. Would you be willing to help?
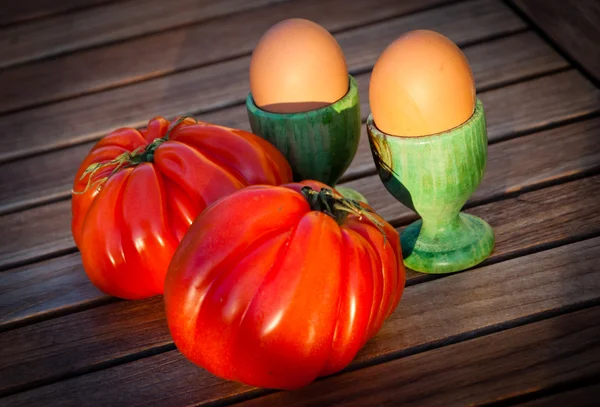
[164,181,405,389]
[72,117,292,300]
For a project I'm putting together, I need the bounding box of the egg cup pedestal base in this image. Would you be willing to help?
[246,75,362,199]
[401,213,494,274]
[367,99,494,274]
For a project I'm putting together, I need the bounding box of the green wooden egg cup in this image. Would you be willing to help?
[367,99,494,274]
[246,75,363,201]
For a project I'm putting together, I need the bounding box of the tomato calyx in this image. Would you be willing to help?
[72,116,198,195]
[300,186,387,242]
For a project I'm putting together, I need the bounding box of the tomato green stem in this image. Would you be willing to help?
[72,116,198,195]
[300,186,387,244]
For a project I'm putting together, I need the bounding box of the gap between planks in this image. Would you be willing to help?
[0,0,459,111]
[2,232,599,405]
[1,63,589,217]
[220,301,600,407]
[1,119,599,342]
[0,0,120,28]
[1,1,600,404]
[0,173,599,399]
[1,111,600,334]
[2,103,598,275]
[495,380,600,407]
[505,0,600,89]
[0,0,292,70]
[0,0,528,161]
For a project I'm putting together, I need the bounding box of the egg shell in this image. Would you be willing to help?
[369,30,476,137]
[250,18,349,114]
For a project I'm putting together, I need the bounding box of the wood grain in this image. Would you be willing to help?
[2,114,600,275]
[482,70,600,141]
[0,0,518,114]
[512,0,600,83]
[4,121,599,331]
[0,201,74,271]
[0,0,526,163]
[0,253,108,331]
[0,0,460,113]
[3,234,599,405]
[236,303,600,407]
[343,116,600,223]
[0,0,289,70]
[518,383,600,407]
[0,0,115,27]
[0,30,570,215]
[0,296,170,396]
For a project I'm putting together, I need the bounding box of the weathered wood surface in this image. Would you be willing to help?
[0,0,115,27]
[0,253,110,331]
[0,0,290,70]
[0,0,454,113]
[236,304,600,407]
[1,117,596,330]
[3,235,599,405]
[2,117,598,333]
[1,174,599,398]
[0,201,74,271]
[1,0,598,404]
[512,0,600,83]
[0,30,570,214]
[3,108,599,273]
[0,0,526,163]
[518,383,600,407]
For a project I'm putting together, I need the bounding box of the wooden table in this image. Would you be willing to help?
[1,0,599,405]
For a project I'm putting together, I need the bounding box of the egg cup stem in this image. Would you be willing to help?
[367,99,494,273]
[246,75,362,190]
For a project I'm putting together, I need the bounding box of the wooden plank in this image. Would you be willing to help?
[3,79,598,273]
[512,0,600,83]
[464,30,568,90]
[345,116,600,223]
[0,175,599,396]
[0,0,518,114]
[4,117,599,330]
[518,383,600,407]
[0,296,171,397]
[3,234,599,405]
[0,201,74,271]
[0,0,526,162]
[0,0,114,27]
[0,0,455,115]
[0,253,109,331]
[0,30,569,215]
[482,70,600,141]
[4,118,599,330]
[234,304,600,407]
[2,107,600,275]
[0,0,290,70]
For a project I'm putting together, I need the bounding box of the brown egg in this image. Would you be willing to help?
[250,18,349,114]
[369,30,476,136]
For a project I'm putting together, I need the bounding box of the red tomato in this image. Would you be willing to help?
[71,117,292,300]
[164,180,405,389]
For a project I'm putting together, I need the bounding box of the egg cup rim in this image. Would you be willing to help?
[367,98,484,141]
[246,74,358,117]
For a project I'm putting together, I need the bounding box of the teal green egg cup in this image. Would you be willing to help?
[246,75,362,200]
[367,99,494,274]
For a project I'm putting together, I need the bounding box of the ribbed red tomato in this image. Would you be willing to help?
[71,117,292,300]
[164,180,405,389]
